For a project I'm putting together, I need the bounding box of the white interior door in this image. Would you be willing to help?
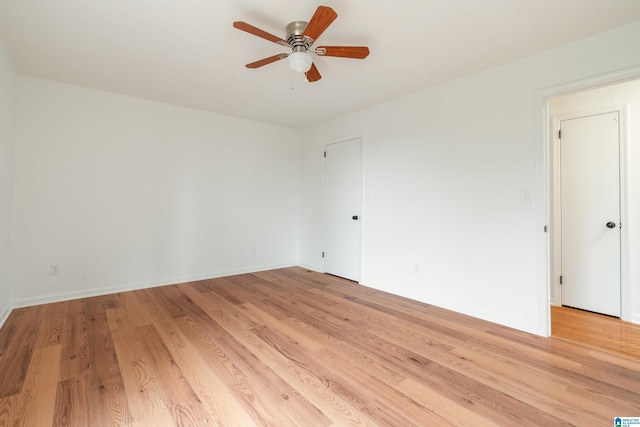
[560,112,620,317]
[324,138,362,282]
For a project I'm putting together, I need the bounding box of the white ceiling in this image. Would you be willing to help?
[1,1,640,128]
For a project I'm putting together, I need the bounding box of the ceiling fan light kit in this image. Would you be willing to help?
[288,51,313,73]
[233,5,369,82]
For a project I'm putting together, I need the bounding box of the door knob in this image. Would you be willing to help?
[606,222,616,229]
[352,215,359,220]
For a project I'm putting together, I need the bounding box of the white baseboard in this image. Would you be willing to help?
[11,262,296,309]
[296,263,323,273]
[0,301,12,330]
[360,281,542,336]
[630,313,640,325]
[440,301,542,336]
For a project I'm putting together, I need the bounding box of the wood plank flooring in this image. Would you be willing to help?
[1,267,638,426]
[551,304,640,359]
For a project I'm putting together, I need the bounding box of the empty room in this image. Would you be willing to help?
[1,1,640,426]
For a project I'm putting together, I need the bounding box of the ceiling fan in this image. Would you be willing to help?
[233,6,370,82]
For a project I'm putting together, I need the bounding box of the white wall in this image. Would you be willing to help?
[0,38,16,325]
[299,21,640,335]
[12,77,300,306]
[5,21,640,335]
[548,79,640,324]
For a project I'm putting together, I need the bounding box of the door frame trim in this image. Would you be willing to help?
[534,65,640,336]
[550,106,628,319]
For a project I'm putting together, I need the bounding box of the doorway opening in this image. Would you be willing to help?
[547,78,640,339]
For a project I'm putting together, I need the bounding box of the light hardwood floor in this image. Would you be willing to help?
[551,304,640,359]
[0,267,638,426]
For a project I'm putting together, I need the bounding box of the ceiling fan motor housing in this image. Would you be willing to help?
[286,21,312,53]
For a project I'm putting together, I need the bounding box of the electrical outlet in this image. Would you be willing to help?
[50,264,60,275]
[251,246,257,255]
[415,264,420,274]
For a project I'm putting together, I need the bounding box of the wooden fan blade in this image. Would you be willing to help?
[246,54,288,69]
[233,21,289,46]
[302,6,337,42]
[316,46,370,59]
[305,63,322,82]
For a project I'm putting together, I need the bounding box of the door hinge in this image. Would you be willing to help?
[558,129,562,139]
[322,251,325,258]
[544,225,547,233]
[323,151,326,158]
[560,275,563,285]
